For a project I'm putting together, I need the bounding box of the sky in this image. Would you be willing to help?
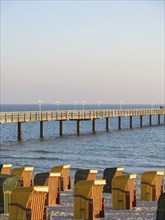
[1,0,164,105]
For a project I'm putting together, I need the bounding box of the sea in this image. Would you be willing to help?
[0,104,165,176]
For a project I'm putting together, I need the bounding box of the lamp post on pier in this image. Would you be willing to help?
[82,101,86,111]
[73,101,77,110]
[120,101,123,110]
[56,101,60,111]
[38,100,43,120]
[97,101,101,109]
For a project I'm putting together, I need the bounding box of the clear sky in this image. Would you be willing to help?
[1,0,164,105]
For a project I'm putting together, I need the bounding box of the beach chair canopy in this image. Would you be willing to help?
[0,164,12,175]
[103,167,124,193]
[112,174,136,210]
[74,179,106,220]
[34,172,61,206]
[74,169,98,185]
[9,186,48,220]
[141,171,164,201]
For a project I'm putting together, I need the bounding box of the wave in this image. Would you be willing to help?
[1,156,61,161]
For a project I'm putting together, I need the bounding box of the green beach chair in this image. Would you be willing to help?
[0,174,19,213]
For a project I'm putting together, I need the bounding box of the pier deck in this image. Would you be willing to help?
[0,108,165,140]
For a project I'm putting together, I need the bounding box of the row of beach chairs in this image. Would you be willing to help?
[0,163,165,220]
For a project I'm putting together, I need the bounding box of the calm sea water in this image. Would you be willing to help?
[0,104,165,176]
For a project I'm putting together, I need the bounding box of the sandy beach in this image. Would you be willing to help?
[1,174,162,220]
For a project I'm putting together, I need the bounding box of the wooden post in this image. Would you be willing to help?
[149,115,152,126]
[77,120,80,134]
[140,115,143,127]
[106,118,109,131]
[40,121,44,138]
[92,119,96,133]
[59,120,63,136]
[130,116,133,128]
[118,117,122,129]
[158,115,160,125]
[18,122,22,141]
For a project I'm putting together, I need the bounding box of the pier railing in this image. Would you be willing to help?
[0,108,165,123]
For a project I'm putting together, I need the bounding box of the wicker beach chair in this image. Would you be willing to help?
[74,179,106,220]
[156,192,165,220]
[34,172,61,206]
[0,174,19,214]
[51,164,71,191]
[103,167,124,193]
[141,171,164,201]
[112,174,136,210]
[11,166,34,187]
[74,169,98,185]
[9,186,48,220]
[0,164,12,175]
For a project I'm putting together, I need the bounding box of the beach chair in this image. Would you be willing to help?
[141,171,164,201]
[112,174,136,210]
[0,164,12,175]
[51,164,71,191]
[34,172,61,206]
[74,179,106,220]
[11,166,34,187]
[0,174,19,214]
[156,192,165,220]
[103,167,124,193]
[74,169,98,185]
[9,186,48,220]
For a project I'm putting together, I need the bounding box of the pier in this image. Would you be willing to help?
[0,108,165,141]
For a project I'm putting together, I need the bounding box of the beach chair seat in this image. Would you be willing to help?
[74,169,98,185]
[11,166,34,187]
[0,174,19,214]
[141,171,164,201]
[34,172,61,206]
[51,164,71,191]
[156,192,165,220]
[112,174,136,210]
[74,179,106,220]
[9,186,48,220]
[103,167,124,193]
[0,164,12,175]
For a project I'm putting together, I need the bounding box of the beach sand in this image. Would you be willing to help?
[0,174,163,220]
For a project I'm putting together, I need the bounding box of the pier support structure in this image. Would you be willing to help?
[118,117,122,129]
[140,115,143,127]
[130,116,133,129]
[18,122,22,141]
[77,120,80,135]
[106,118,109,131]
[40,121,44,138]
[59,120,63,136]
[149,115,152,126]
[158,115,160,125]
[92,119,96,133]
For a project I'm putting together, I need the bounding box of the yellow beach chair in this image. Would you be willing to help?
[74,179,106,220]
[141,171,164,201]
[51,164,71,191]
[74,169,98,185]
[0,164,12,175]
[9,186,48,220]
[112,174,136,210]
[103,167,124,193]
[11,166,34,187]
[34,172,61,206]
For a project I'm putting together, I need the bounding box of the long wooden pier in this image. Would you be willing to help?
[0,108,165,141]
